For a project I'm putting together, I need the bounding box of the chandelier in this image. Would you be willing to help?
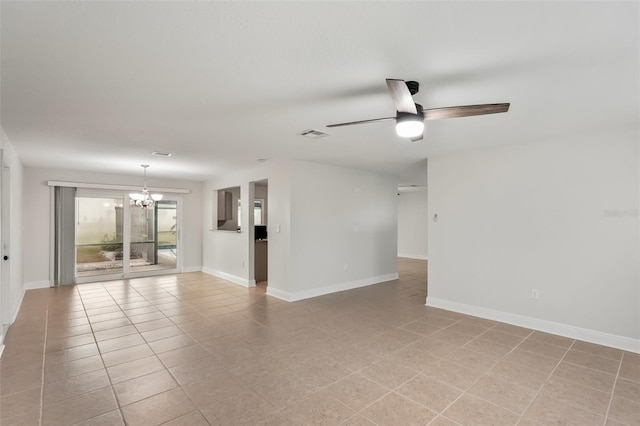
[129,164,163,208]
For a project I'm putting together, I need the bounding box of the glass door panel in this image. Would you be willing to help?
[157,201,178,270]
[129,204,156,273]
[129,200,177,274]
[75,196,124,278]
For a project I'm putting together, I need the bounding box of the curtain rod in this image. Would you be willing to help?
[47,180,191,194]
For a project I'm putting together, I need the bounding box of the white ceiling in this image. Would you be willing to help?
[1,2,638,185]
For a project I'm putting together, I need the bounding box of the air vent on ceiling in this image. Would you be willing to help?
[152,151,172,157]
[299,129,330,139]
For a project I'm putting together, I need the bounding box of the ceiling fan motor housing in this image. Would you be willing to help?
[396,104,424,119]
[406,81,420,96]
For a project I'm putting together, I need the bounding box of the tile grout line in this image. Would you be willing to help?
[421,327,537,425]
[514,339,576,425]
[83,282,126,424]
[353,323,488,425]
[102,282,130,424]
[523,345,626,409]
[109,285,179,423]
[94,280,211,424]
[352,318,509,424]
[311,312,460,422]
[404,318,470,425]
[39,300,50,426]
[132,283,221,426]
[602,351,624,426]
[465,330,602,422]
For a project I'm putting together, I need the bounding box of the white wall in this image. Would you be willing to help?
[202,161,291,291]
[203,160,399,301]
[427,129,639,350]
[287,161,399,300]
[397,187,428,260]
[22,167,203,287]
[0,128,24,348]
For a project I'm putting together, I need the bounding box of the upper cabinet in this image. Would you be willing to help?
[217,190,232,222]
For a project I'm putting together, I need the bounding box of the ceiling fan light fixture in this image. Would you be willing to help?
[395,114,424,138]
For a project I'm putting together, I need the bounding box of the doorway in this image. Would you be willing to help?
[252,180,268,289]
[73,191,181,283]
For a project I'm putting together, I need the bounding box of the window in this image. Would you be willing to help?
[254,199,264,225]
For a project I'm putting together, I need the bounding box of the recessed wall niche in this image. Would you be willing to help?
[215,186,241,231]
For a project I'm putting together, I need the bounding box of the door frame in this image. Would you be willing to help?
[0,150,10,329]
[126,196,183,280]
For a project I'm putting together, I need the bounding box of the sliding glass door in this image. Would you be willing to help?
[75,191,180,283]
[75,196,124,279]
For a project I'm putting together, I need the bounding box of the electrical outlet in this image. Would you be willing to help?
[530,288,540,300]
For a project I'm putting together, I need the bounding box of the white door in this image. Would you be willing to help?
[1,151,11,335]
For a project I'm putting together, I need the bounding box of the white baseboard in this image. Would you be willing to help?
[248,279,256,288]
[398,254,428,261]
[10,286,26,324]
[426,297,640,354]
[0,344,4,359]
[268,273,399,303]
[26,280,51,290]
[182,266,203,273]
[266,287,292,301]
[289,273,399,302]
[202,267,251,287]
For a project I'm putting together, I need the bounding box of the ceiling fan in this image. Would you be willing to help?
[327,79,510,142]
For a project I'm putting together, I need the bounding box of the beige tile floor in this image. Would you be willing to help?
[1,258,638,425]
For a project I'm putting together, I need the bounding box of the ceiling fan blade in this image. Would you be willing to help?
[410,134,423,142]
[327,116,395,128]
[386,79,417,114]
[423,103,510,120]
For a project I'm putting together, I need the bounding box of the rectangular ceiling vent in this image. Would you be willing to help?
[299,129,330,139]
